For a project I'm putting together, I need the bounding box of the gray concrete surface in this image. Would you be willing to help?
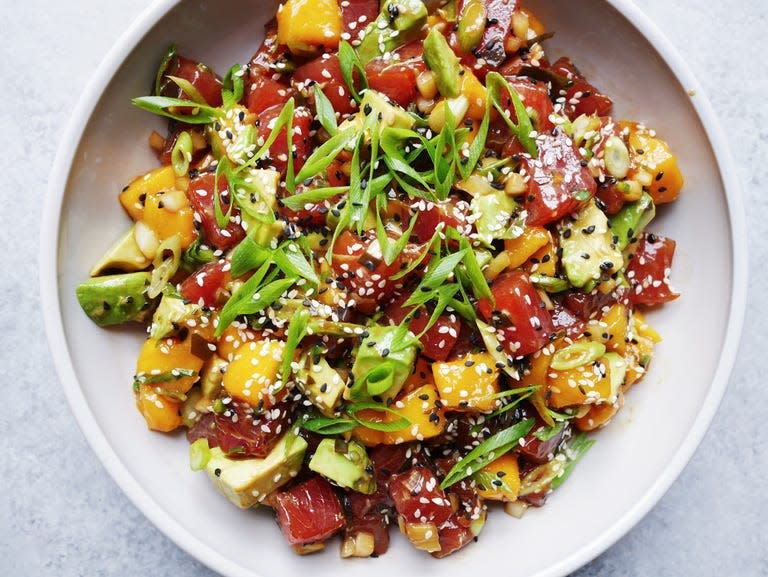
[1,1,765,575]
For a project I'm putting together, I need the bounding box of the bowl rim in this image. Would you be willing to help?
[40,1,748,575]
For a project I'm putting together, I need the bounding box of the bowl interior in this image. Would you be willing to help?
[53,0,735,575]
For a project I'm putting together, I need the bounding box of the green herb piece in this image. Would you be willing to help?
[171,131,193,177]
[337,40,368,102]
[167,75,207,105]
[431,105,460,199]
[273,242,319,285]
[416,283,460,336]
[551,433,595,489]
[313,84,338,135]
[533,421,565,442]
[486,72,538,157]
[301,416,358,435]
[347,402,411,432]
[572,189,591,202]
[180,237,215,273]
[404,249,467,307]
[154,44,177,96]
[389,229,440,281]
[529,273,570,293]
[448,296,476,323]
[380,127,435,195]
[230,236,271,278]
[147,235,182,299]
[240,98,296,170]
[279,309,311,389]
[280,186,349,211]
[212,159,235,229]
[132,95,220,124]
[295,128,356,184]
[458,236,493,303]
[221,64,246,110]
[215,260,288,336]
[458,102,490,180]
[441,418,535,489]
[133,368,197,392]
[189,438,211,471]
[375,205,418,267]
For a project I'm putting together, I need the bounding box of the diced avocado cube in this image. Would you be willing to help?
[338,90,415,143]
[149,292,203,339]
[205,431,308,509]
[76,272,153,327]
[560,200,624,288]
[309,438,376,494]
[349,325,418,401]
[423,27,462,98]
[90,226,151,276]
[602,352,627,402]
[609,192,656,251]
[357,0,428,65]
[296,356,346,417]
[470,190,521,247]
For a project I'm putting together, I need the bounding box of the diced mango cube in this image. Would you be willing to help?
[432,353,500,412]
[475,453,521,502]
[622,122,684,205]
[547,358,612,409]
[277,0,342,55]
[142,189,197,249]
[461,67,487,121]
[574,395,622,431]
[587,303,629,355]
[384,385,445,444]
[136,384,183,432]
[222,340,285,408]
[505,227,551,269]
[135,337,203,395]
[119,166,179,221]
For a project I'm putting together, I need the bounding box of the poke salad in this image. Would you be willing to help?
[76,0,682,559]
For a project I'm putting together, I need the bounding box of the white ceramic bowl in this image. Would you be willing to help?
[41,1,747,575]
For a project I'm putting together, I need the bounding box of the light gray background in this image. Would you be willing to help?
[1,1,766,575]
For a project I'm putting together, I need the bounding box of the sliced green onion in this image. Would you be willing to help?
[550,341,606,371]
[441,418,535,489]
[171,131,193,177]
[347,402,411,433]
[147,234,182,299]
[301,416,357,435]
[189,438,211,471]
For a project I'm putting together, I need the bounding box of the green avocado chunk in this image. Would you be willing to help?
[149,292,203,339]
[205,431,308,509]
[349,325,419,402]
[76,272,153,327]
[560,200,624,288]
[295,355,346,417]
[89,226,151,276]
[609,192,656,251]
[470,190,520,247]
[357,0,428,65]
[338,89,415,141]
[423,27,462,98]
[309,438,376,494]
[602,352,627,402]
